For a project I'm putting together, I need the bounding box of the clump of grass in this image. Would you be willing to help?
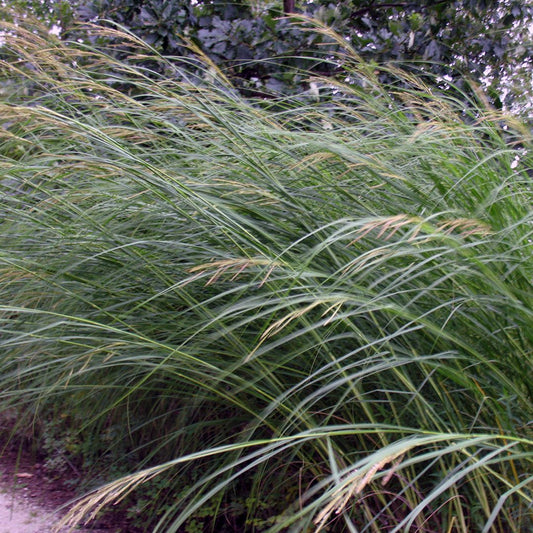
[0,17,532,533]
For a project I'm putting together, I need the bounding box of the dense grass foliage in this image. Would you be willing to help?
[0,21,532,532]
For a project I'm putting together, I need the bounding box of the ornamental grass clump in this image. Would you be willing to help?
[0,18,531,533]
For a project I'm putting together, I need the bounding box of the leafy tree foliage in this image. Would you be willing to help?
[2,0,531,109]
[68,0,532,108]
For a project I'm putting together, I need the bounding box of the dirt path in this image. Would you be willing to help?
[0,477,124,533]
[0,487,69,533]
[0,443,127,532]
[0,473,113,533]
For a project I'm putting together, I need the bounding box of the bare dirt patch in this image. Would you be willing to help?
[0,436,137,532]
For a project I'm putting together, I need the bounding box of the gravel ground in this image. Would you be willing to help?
[0,486,67,533]
[0,415,139,533]
[0,448,127,533]
[0,483,114,533]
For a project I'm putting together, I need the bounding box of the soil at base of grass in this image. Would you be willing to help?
[0,432,143,533]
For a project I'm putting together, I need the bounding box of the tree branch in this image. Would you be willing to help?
[283,0,295,14]
[350,0,450,18]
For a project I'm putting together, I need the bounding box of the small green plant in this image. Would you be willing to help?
[40,415,81,480]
